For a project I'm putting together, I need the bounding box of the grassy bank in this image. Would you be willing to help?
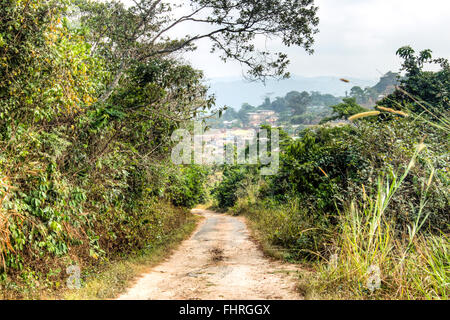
[229,193,448,300]
[212,97,449,300]
[60,213,201,300]
[1,208,201,300]
[227,148,449,300]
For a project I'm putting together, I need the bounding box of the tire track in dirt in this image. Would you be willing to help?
[117,209,302,300]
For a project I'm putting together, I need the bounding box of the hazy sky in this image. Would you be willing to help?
[125,0,450,80]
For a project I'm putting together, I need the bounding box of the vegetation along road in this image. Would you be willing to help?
[118,209,301,300]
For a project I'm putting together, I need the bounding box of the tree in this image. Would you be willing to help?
[0,0,104,128]
[270,97,288,113]
[378,46,450,116]
[73,0,319,102]
[320,98,367,123]
[259,96,272,109]
[350,86,366,104]
[238,103,256,123]
[310,91,340,107]
[363,87,379,103]
[222,108,239,121]
[287,91,311,123]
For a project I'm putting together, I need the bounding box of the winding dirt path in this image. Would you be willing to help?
[117,209,302,300]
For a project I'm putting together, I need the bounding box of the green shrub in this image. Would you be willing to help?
[211,166,247,209]
[0,1,211,297]
[167,166,209,209]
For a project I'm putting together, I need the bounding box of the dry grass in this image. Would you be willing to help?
[349,111,381,121]
[376,106,409,117]
[229,143,448,300]
[54,214,201,300]
[304,147,448,299]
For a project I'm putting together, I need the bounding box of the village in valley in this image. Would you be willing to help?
[206,72,399,140]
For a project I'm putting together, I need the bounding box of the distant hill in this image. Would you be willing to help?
[372,71,400,96]
[207,75,377,110]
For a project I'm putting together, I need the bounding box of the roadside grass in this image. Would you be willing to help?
[50,214,201,300]
[232,198,448,300]
[243,213,288,261]
[227,145,449,300]
[309,145,449,300]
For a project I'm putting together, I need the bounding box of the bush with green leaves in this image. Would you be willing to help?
[378,46,450,117]
[265,125,365,211]
[320,97,368,124]
[0,0,212,297]
[211,166,248,209]
[222,114,448,263]
[167,166,209,209]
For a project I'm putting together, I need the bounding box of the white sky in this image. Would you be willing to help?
[125,0,450,80]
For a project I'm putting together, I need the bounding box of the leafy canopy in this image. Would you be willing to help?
[74,0,319,101]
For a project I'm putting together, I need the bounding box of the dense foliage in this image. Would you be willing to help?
[1,0,447,300]
[212,47,449,299]
[0,1,207,297]
[379,46,450,117]
[0,0,321,297]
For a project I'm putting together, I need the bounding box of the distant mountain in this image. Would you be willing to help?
[206,75,377,110]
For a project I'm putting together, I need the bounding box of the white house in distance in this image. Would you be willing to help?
[247,110,279,128]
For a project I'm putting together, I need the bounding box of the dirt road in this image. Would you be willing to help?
[117,209,302,300]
